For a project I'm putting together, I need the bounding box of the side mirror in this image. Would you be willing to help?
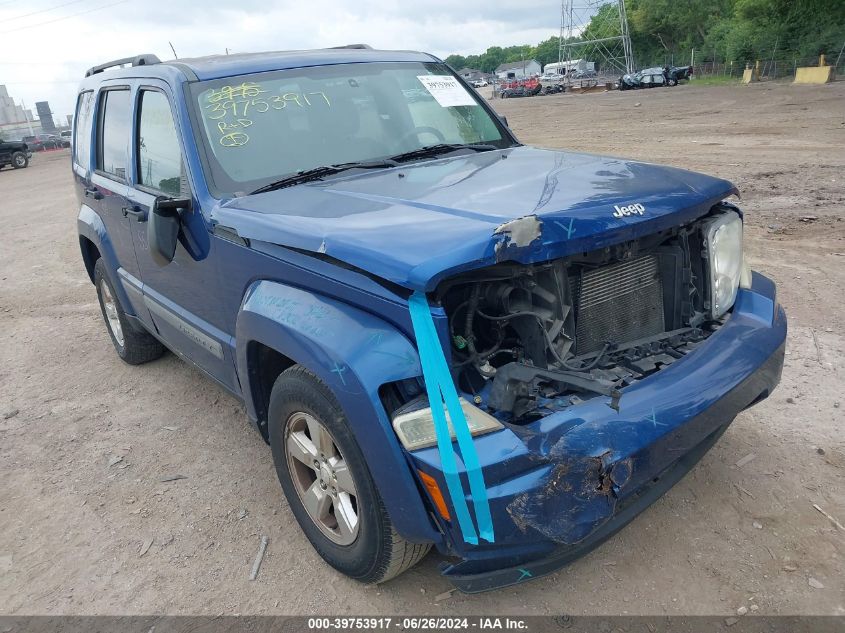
[148,197,192,266]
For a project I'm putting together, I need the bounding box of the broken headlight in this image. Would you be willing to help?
[391,397,503,451]
[703,210,746,318]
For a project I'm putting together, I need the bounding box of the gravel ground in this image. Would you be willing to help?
[0,81,843,616]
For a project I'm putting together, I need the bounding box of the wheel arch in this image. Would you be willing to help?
[245,340,296,440]
[77,204,136,315]
[79,234,101,284]
[235,280,441,545]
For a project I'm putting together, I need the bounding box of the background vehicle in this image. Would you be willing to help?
[499,77,541,98]
[619,67,668,89]
[22,134,61,151]
[667,65,693,85]
[75,48,785,593]
[59,130,73,147]
[0,137,31,169]
[472,79,488,87]
[573,69,597,79]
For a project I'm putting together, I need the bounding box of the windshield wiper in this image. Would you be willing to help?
[386,143,499,164]
[249,159,398,195]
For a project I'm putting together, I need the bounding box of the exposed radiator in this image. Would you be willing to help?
[574,254,665,354]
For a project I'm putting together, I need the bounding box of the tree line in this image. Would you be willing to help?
[444,0,845,72]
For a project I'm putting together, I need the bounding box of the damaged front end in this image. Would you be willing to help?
[437,214,716,423]
[382,207,787,592]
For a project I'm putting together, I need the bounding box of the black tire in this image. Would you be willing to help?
[268,365,430,584]
[667,78,677,87]
[11,151,28,169]
[93,258,165,365]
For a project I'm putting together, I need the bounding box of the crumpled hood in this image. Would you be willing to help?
[212,146,737,291]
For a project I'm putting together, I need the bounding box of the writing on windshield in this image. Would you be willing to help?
[201,82,332,148]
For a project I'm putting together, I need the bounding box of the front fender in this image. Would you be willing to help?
[236,280,440,545]
[77,204,136,316]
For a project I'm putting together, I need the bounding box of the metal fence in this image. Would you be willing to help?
[687,56,843,80]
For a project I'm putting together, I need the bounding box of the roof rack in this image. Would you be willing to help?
[329,44,373,50]
[84,54,161,78]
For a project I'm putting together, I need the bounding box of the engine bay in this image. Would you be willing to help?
[434,217,723,422]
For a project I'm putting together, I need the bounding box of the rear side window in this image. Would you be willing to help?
[97,89,131,180]
[137,90,183,196]
[73,91,95,167]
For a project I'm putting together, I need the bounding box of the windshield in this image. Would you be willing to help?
[190,61,513,196]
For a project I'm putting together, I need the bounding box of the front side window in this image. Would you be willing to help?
[73,91,95,167]
[137,90,183,196]
[190,61,513,196]
[97,89,131,180]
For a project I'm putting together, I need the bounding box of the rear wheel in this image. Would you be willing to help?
[268,365,430,583]
[11,151,28,169]
[94,258,165,365]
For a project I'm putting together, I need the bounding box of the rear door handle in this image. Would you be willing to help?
[122,206,147,222]
[84,187,103,200]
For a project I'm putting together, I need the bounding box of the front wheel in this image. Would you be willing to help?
[268,366,430,583]
[11,151,28,169]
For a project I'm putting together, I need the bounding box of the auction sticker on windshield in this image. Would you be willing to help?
[417,75,477,107]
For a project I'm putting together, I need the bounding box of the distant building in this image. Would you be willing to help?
[457,67,485,82]
[494,59,541,80]
[0,85,39,139]
[543,59,595,75]
[35,101,57,133]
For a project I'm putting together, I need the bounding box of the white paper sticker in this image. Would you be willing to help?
[416,75,478,107]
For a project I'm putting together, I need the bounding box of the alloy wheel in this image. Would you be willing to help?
[99,280,124,347]
[284,411,359,545]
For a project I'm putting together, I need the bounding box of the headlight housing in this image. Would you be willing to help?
[702,210,746,318]
[391,396,503,451]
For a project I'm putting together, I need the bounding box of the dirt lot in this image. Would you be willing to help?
[1,82,843,616]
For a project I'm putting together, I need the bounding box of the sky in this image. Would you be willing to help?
[0,0,561,123]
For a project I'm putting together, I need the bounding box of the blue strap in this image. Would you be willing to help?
[408,292,495,544]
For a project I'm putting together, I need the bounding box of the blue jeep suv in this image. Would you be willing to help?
[74,48,786,592]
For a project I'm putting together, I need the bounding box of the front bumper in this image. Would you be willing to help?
[410,272,787,592]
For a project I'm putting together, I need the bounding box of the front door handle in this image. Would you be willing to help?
[122,206,147,222]
[84,187,103,200]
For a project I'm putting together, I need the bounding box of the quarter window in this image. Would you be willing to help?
[137,90,183,196]
[97,89,131,180]
[72,91,95,167]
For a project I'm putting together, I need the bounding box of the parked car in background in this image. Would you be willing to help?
[539,73,563,82]
[22,134,62,151]
[60,130,73,147]
[619,67,668,89]
[499,77,542,98]
[573,69,597,79]
[619,65,692,90]
[471,79,488,87]
[540,83,565,95]
[0,137,31,169]
[667,65,693,85]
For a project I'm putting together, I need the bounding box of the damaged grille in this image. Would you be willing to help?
[435,216,715,422]
[574,254,665,354]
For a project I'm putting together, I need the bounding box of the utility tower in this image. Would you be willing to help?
[559,0,634,79]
